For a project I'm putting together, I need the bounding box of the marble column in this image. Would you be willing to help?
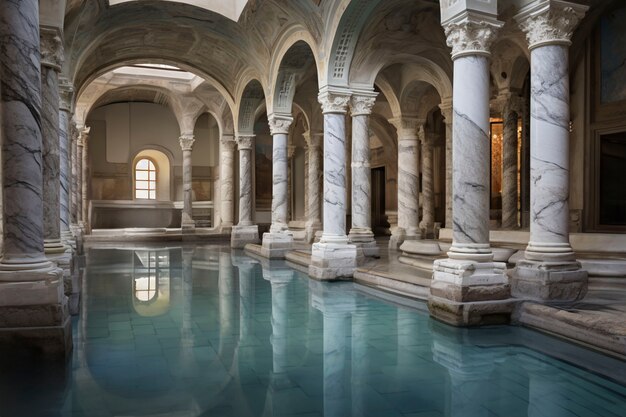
[304,132,323,242]
[309,90,358,280]
[501,104,519,230]
[388,117,422,249]
[512,0,588,302]
[59,79,74,247]
[420,130,436,238]
[40,28,66,255]
[429,10,514,327]
[348,93,378,257]
[75,128,84,227]
[231,135,259,248]
[80,127,91,233]
[260,115,293,259]
[0,0,70,354]
[287,145,296,221]
[440,101,453,230]
[70,123,80,232]
[179,134,196,230]
[219,135,236,232]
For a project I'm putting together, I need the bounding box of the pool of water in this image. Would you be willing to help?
[2,245,626,417]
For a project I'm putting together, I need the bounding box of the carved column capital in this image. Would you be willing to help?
[59,78,74,112]
[179,134,196,151]
[220,135,237,151]
[236,135,255,150]
[515,0,588,50]
[439,99,453,124]
[443,13,503,59]
[268,114,293,135]
[349,93,377,116]
[77,127,91,147]
[388,117,425,139]
[40,27,64,70]
[318,89,350,114]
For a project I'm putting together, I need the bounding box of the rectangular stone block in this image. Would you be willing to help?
[309,243,357,281]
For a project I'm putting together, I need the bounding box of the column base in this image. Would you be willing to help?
[512,259,588,302]
[181,221,196,234]
[349,229,379,259]
[308,242,357,281]
[44,239,68,255]
[0,263,72,355]
[231,225,260,249]
[429,258,516,326]
[260,232,293,259]
[46,252,80,316]
[389,228,421,249]
[305,221,323,244]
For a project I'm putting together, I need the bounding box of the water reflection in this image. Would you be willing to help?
[2,246,625,417]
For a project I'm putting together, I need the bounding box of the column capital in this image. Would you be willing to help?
[515,0,588,50]
[268,114,293,135]
[318,89,351,114]
[59,78,74,112]
[179,134,195,151]
[40,26,64,71]
[388,117,425,139]
[220,135,237,150]
[77,127,91,146]
[443,13,503,59]
[236,135,255,150]
[349,93,377,116]
[439,99,453,123]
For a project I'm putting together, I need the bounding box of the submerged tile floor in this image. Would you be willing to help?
[1,245,626,417]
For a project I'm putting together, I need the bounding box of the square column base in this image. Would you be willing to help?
[0,266,72,356]
[512,259,588,302]
[308,242,358,281]
[231,225,260,249]
[429,258,516,326]
[260,232,293,259]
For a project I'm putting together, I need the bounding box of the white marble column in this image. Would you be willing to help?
[40,28,66,255]
[80,127,91,233]
[348,93,378,257]
[179,134,195,229]
[512,0,588,302]
[70,123,80,233]
[304,132,323,242]
[388,117,423,249]
[75,128,84,228]
[59,79,73,247]
[440,101,453,230]
[501,104,519,230]
[420,130,436,238]
[219,135,236,232]
[260,115,293,259]
[429,8,513,327]
[0,0,69,354]
[287,144,296,221]
[309,90,358,280]
[231,135,259,248]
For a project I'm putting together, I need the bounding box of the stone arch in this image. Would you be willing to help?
[237,79,265,135]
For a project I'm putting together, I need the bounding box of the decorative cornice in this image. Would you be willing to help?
[179,135,196,151]
[515,0,588,50]
[268,114,293,135]
[443,13,503,59]
[388,117,425,139]
[59,77,74,112]
[40,27,64,70]
[350,93,377,116]
[318,90,351,114]
[237,135,255,150]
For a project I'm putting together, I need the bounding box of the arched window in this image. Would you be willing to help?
[135,158,157,199]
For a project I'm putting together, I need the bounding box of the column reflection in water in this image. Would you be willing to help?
[181,248,194,343]
[310,280,354,417]
[132,250,171,317]
[218,250,238,355]
[351,302,369,417]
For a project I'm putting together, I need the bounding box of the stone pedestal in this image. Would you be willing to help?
[260,232,293,259]
[512,0,589,302]
[232,225,260,249]
[309,90,358,279]
[0,0,71,355]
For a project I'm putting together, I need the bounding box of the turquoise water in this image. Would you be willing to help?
[2,245,626,417]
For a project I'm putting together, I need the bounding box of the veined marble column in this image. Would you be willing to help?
[287,145,296,221]
[512,0,588,302]
[40,28,66,255]
[501,104,519,230]
[70,123,79,231]
[59,79,74,247]
[304,132,323,242]
[80,127,91,233]
[0,0,70,354]
[75,128,84,227]
[348,93,378,257]
[309,90,358,280]
[420,130,435,238]
[440,101,453,230]
[388,117,422,249]
[219,135,236,232]
[429,10,514,327]
[260,115,293,259]
[179,134,196,230]
[231,135,259,248]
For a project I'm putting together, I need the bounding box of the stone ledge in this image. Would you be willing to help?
[428,295,518,326]
[0,315,72,356]
[354,270,430,301]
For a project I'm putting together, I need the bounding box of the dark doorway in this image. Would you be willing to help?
[371,167,387,235]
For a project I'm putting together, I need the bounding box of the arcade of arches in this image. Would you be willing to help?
[1,0,626,357]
